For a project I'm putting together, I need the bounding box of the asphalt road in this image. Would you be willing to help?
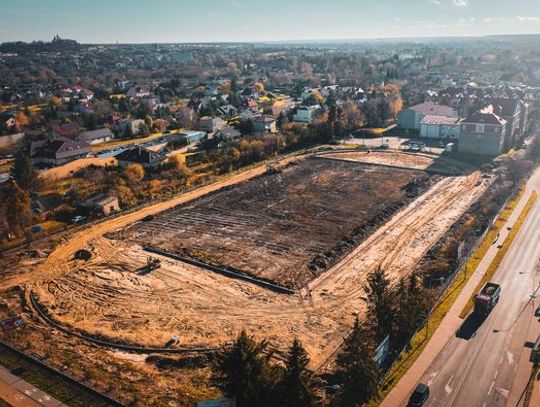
[416,168,540,407]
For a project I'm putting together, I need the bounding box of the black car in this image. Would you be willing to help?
[408,383,430,406]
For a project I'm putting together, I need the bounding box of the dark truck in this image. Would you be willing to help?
[474,282,501,316]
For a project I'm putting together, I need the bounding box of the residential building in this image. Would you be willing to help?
[199,116,225,133]
[1,117,16,130]
[486,97,522,146]
[117,119,145,136]
[214,127,242,143]
[458,105,507,156]
[30,137,91,167]
[76,128,114,145]
[80,195,120,216]
[293,106,319,124]
[52,122,80,138]
[116,146,165,170]
[217,104,238,119]
[420,116,462,140]
[397,102,457,130]
[253,116,277,133]
[178,130,207,144]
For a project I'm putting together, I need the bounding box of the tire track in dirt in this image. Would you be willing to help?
[26,153,490,367]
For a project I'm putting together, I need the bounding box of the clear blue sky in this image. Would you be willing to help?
[1,0,540,43]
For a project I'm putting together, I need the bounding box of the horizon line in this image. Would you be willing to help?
[3,32,540,46]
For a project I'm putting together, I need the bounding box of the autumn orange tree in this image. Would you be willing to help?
[15,111,29,129]
[123,163,145,182]
[4,181,32,237]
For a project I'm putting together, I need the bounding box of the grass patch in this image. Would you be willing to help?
[459,190,537,318]
[369,183,529,406]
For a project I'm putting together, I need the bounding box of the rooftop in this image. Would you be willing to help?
[420,115,462,125]
[116,146,164,165]
[407,101,456,117]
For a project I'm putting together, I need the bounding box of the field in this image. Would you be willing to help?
[116,158,434,287]
[1,150,492,403]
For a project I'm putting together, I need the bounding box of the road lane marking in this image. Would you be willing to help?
[426,370,438,387]
[496,387,509,398]
[445,375,454,395]
[506,350,514,366]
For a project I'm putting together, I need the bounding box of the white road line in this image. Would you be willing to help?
[445,375,454,395]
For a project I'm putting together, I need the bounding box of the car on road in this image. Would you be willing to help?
[408,383,430,406]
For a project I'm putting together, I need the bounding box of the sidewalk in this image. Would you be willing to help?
[381,183,533,407]
[0,364,66,407]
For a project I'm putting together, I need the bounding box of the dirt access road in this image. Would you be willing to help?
[29,151,491,368]
[21,153,302,287]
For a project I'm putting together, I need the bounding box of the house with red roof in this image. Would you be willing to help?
[52,122,80,138]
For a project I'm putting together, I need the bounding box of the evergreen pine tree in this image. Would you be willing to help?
[280,339,317,407]
[335,317,380,407]
[4,181,32,237]
[11,149,37,191]
[213,330,281,407]
[364,267,396,341]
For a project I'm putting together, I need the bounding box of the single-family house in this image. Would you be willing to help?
[116,147,165,170]
[253,116,277,134]
[199,116,225,133]
[397,102,457,130]
[293,106,319,124]
[217,104,239,119]
[458,105,507,156]
[214,127,242,143]
[80,194,120,216]
[30,137,91,167]
[117,119,145,136]
[126,87,152,98]
[76,128,114,145]
[52,122,80,138]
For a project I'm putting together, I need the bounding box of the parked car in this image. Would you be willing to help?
[71,215,87,224]
[408,383,430,406]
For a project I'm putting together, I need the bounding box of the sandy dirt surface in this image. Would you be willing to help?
[116,158,432,287]
[319,150,474,175]
[27,152,491,370]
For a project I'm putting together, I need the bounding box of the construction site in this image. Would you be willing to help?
[1,149,494,405]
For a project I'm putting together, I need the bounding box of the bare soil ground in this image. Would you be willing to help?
[0,150,492,403]
[115,158,432,287]
[319,150,474,175]
[28,153,490,367]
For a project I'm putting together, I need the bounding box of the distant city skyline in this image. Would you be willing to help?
[1,0,540,43]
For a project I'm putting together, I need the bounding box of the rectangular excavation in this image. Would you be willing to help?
[117,158,437,288]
